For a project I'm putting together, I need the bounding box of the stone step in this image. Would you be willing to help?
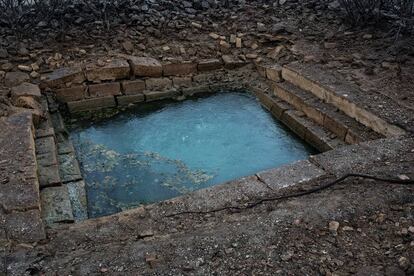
[281,62,408,137]
[251,87,346,152]
[40,185,74,225]
[272,81,383,144]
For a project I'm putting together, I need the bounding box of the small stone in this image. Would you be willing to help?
[398,256,410,270]
[31,63,40,71]
[246,53,258,59]
[0,71,5,79]
[0,48,8,58]
[408,226,414,233]
[401,228,408,235]
[342,226,354,231]
[257,22,266,32]
[219,40,231,49]
[236,37,242,48]
[209,32,219,39]
[1,63,13,71]
[191,22,202,29]
[18,65,32,72]
[329,221,340,235]
[251,43,259,50]
[398,174,410,180]
[18,47,29,56]
[30,71,40,78]
[122,41,134,52]
[324,42,337,49]
[280,250,294,261]
[376,213,386,223]
[363,34,373,39]
[230,34,237,44]
[145,253,158,268]
[162,46,171,51]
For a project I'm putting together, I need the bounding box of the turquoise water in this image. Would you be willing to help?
[69,92,316,218]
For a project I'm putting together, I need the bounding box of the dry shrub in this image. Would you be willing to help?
[339,0,414,34]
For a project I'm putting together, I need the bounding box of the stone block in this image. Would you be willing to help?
[5,210,45,243]
[270,100,291,119]
[163,62,197,76]
[117,94,145,106]
[38,164,61,187]
[323,115,348,141]
[222,55,247,69]
[255,64,267,78]
[56,133,75,155]
[172,77,192,88]
[67,180,88,221]
[58,153,82,183]
[35,136,56,155]
[197,59,222,71]
[37,152,58,167]
[55,86,87,102]
[121,80,145,95]
[13,97,43,114]
[281,110,307,139]
[42,66,85,89]
[128,56,163,77]
[182,85,211,96]
[252,88,275,111]
[50,112,66,133]
[344,129,362,144]
[85,59,130,82]
[67,97,116,113]
[41,186,74,225]
[88,82,121,98]
[265,65,282,82]
[35,114,55,139]
[4,71,30,87]
[144,90,179,102]
[257,160,325,190]
[11,82,41,102]
[301,104,325,126]
[145,78,172,91]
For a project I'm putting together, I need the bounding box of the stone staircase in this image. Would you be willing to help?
[35,96,87,226]
[250,62,405,152]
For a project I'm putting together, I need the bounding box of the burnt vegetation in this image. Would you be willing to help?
[0,0,413,36]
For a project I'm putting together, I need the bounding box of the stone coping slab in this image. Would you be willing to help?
[0,112,40,212]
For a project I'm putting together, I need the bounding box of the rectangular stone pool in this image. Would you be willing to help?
[69,91,317,217]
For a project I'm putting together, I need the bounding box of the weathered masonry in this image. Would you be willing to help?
[2,54,408,244]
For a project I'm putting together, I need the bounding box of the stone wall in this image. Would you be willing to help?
[41,56,249,113]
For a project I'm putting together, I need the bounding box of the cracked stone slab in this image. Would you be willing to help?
[256,160,326,190]
[58,153,82,183]
[41,186,74,225]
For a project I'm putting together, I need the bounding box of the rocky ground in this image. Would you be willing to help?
[1,0,414,275]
